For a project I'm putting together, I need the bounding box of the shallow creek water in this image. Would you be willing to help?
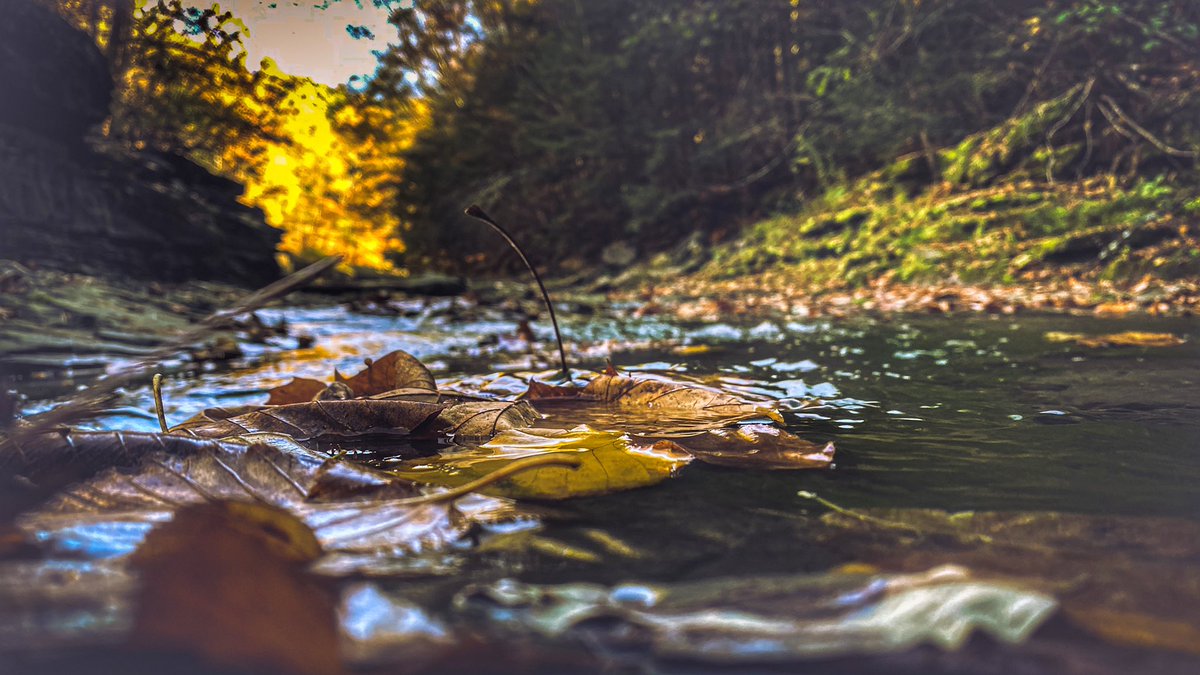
[25,302,1200,671]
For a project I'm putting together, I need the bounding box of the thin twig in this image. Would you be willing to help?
[387,453,583,505]
[1,256,341,451]
[1099,95,1197,158]
[465,205,571,381]
[151,374,168,433]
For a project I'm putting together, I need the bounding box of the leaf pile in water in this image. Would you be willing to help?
[0,347,848,670]
[169,400,446,442]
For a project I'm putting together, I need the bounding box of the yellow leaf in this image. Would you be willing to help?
[389,427,692,500]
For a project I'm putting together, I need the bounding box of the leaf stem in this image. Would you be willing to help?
[392,453,582,505]
[465,205,570,381]
[152,373,168,432]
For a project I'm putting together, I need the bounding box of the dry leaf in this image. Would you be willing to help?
[335,350,437,397]
[168,399,445,442]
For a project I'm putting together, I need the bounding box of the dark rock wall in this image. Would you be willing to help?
[0,1,280,285]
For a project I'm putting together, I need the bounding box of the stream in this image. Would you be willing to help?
[11,300,1200,672]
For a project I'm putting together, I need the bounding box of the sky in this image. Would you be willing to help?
[220,1,404,86]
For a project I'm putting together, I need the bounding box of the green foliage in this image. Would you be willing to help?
[382,0,1200,275]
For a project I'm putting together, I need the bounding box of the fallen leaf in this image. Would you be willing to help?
[389,426,692,500]
[17,434,511,559]
[168,399,445,442]
[430,401,543,442]
[1,430,263,488]
[528,369,783,436]
[667,424,835,470]
[129,501,344,675]
[455,564,1056,660]
[1045,331,1185,348]
[267,377,328,405]
[335,350,437,397]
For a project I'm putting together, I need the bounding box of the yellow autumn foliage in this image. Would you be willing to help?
[53,0,426,274]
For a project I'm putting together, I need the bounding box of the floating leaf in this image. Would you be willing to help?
[455,564,1056,660]
[168,399,445,442]
[1045,331,1185,348]
[266,377,328,405]
[429,401,542,442]
[335,350,437,397]
[528,369,783,436]
[390,426,692,500]
[668,424,835,470]
[17,434,513,559]
[1,430,261,492]
[129,501,343,675]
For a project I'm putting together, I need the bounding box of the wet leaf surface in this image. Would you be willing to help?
[538,367,782,420]
[168,399,445,442]
[17,434,508,559]
[389,426,693,500]
[664,423,835,470]
[527,369,785,437]
[334,350,438,397]
[266,377,328,405]
[428,400,543,442]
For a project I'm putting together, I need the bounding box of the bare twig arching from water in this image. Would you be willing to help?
[465,205,570,381]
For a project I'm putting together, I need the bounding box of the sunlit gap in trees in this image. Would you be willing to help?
[55,0,423,274]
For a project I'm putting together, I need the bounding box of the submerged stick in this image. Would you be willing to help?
[465,205,570,381]
[2,256,342,451]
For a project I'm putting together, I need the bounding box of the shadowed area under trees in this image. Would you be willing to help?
[386,0,1199,286]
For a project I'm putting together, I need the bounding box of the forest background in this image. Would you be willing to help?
[44,0,1200,291]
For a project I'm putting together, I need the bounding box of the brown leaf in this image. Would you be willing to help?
[430,401,543,442]
[335,350,437,397]
[1,430,258,487]
[168,399,445,442]
[18,434,506,558]
[130,501,344,675]
[668,424,835,470]
[524,380,579,399]
[528,373,783,437]
[267,377,328,405]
